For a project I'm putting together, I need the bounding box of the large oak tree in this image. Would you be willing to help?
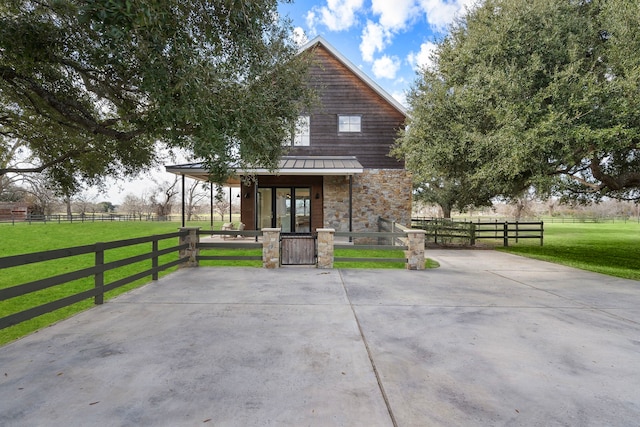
[0,0,313,193]
[394,0,640,205]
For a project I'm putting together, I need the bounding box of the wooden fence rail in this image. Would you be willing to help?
[0,231,188,330]
[1,227,425,331]
[334,231,408,264]
[411,218,544,247]
[197,229,263,262]
[0,213,178,224]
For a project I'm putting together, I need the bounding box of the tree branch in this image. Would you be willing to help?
[0,149,90,176]
[1,66,144,141]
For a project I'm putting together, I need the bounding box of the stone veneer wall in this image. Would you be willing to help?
[323,175,351,231]
[323,169,412,232]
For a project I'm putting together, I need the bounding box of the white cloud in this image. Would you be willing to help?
[418,0,476,32]
[305,11,318,35]
[292,27,308,46]
[360,21,392,62]
[310,0,365,32]
[371,0,420,31]
[372,55,401,79]
[407,41,438,71]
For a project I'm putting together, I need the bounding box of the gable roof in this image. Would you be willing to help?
[299,36,407,117]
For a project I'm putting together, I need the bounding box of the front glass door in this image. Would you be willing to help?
[256,186,311,233]
[275,189,292,232]
[294,188,311,233]
[257,188,273,230]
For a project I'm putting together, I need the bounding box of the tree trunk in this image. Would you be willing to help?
[440,204,452,219]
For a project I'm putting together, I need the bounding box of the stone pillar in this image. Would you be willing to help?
[179,227,200,267]
[262,228,281,269]
[405,230,426,270]
[317,228,335,269]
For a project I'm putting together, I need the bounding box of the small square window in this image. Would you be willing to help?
[338,115,361,133]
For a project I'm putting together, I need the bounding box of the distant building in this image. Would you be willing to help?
[0,202,30,221]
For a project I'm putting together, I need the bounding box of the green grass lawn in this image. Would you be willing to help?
[335,248,409,269]
[0,221,218,345]
[499,222,640,280]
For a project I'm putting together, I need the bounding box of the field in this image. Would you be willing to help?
[0,221,214,345]
[500,222,640,281]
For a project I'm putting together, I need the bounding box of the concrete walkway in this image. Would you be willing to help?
[1,250,639,426]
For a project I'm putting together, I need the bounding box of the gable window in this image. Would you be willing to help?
[292,115,310,146]
[338,115,361,133]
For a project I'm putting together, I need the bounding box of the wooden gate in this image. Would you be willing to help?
[281,233,316,265]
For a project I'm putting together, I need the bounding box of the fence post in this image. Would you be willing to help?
[179,227,200,267]
[262,228,281,268]
[469,223,476,246]
[515,221,519,244]
[152,238,159,280]
[434,219,438,244]
[503,222,509,247]
[317,228,335,269]
[94,243,104,305]
[540,221,544,246]
[405,230,426,270]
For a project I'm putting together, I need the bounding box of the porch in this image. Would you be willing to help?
[165,156,412,235]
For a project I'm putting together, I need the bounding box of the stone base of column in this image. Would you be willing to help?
[405,230,426,270]
[317,228,335,269]
[262,228,281,268]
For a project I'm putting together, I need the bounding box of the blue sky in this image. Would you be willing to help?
[277,0,476,106]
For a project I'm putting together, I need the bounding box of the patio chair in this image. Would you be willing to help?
[222,222,235,240]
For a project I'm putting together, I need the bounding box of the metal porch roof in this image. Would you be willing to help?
[165,156,364,182]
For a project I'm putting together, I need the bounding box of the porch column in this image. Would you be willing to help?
[317,228,335,269]
[181,174,185,227]
[405,229,426,270]
[348,175,353,234]
[262,228,281,269]
[209,182,213,229]
[179,227,200,267]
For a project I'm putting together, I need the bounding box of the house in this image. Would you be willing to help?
[166,36,411,233]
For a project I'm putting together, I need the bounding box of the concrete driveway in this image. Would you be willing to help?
[1,250,639,426]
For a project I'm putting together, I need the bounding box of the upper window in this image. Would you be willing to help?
[338,115,361,133]
[292,116,310,146]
